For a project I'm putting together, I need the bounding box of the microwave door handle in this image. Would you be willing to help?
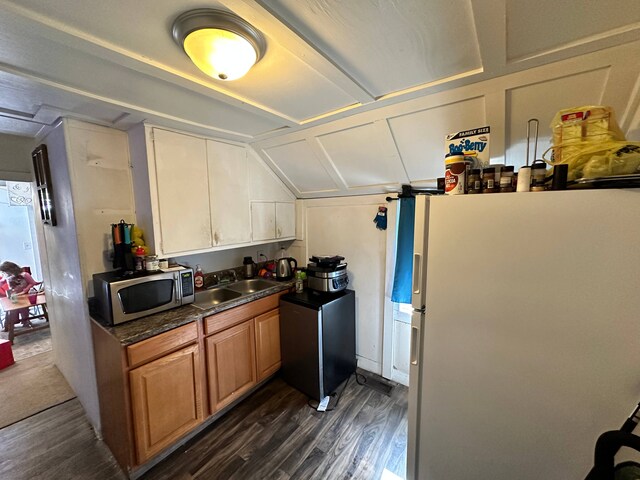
[174,273,180,304]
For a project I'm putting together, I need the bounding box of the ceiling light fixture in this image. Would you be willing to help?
[172,9,266,81]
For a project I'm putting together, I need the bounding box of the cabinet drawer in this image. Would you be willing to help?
[204,294,281,336]
[127,323,197,368]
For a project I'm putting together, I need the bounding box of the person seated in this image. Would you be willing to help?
[0,261,40,330]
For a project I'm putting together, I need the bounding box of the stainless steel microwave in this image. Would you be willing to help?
[92,267,195,326]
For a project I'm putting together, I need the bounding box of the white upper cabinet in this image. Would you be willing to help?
[248,149,296,202]
[207,140,251,246]
[248,149,296,243]
[129,124,296,257]
[151,128,212,255]
[275,202,295,239]
[250,201,296,242]
[251,202,276,242]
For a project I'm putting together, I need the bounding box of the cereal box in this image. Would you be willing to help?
[445,126,491,168]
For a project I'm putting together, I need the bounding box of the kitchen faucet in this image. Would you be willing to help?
[221,269,237,284]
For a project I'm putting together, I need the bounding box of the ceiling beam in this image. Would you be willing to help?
[224,0,377,105]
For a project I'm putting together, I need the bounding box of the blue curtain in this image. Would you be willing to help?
[391,197,415,304]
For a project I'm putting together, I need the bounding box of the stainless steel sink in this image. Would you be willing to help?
[191,278,279,310]
[226,278,279,295]
[192,287,242,309]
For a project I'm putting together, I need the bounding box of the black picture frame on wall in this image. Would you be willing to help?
[32,144,57,226]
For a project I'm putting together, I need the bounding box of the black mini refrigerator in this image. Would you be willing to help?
[279,289,356,401]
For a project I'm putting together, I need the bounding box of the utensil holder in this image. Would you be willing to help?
[112,219,135,272]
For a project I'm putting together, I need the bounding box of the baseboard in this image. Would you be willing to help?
[356,356,381,375]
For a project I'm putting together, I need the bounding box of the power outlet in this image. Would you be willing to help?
[256,249,264,261]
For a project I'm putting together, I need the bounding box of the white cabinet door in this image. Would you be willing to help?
[251,202,275,241]
[275,202,295,239]
[152,129,212,255]
[207,140,251,246]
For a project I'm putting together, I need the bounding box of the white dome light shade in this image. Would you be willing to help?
[184,28,257,81]
[172,9,266,82]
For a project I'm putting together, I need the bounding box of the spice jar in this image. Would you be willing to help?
[530,162,547,191]
[499,166,515,193]
[467,169,482,194]
[145,255,159,271]
[481,167,497,193]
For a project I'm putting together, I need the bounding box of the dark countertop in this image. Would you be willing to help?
[92,280,295,346]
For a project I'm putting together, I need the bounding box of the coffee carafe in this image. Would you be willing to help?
[242,256,256,279]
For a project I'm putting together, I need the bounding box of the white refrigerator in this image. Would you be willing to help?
[407,189,640,480]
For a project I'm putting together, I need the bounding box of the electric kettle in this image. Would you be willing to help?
[276,257,297,280]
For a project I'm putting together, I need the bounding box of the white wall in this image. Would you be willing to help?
[175,241,291,274]
[294,194,390,374]
[0,133,33,181]
[37,121,102,429]
[36,119,134,431]
[252,40,640,197]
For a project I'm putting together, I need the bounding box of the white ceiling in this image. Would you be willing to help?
[0,0,637,142]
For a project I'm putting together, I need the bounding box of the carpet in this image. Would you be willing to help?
[0,350,76,429]
[7,320,52,362]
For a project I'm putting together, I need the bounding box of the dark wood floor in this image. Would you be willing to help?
[143,373,408,480]
[0,373,407,480]
[0,398,125,480]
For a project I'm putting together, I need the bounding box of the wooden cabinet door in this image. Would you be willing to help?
[207,140,251,246]
[129,343,203,464]
[251,201,276,241]
[206,319,257,413]
[275,202,295,239]
[255,309,281,381]
[152,128,212,255]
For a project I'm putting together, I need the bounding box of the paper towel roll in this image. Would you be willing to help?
[517,166,532,192]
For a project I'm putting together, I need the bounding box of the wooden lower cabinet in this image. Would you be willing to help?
[129,343,204,464]
[92,291,289,474]
[206,319,257,413]
[255,309,281,381]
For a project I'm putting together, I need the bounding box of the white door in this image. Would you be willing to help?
[152,129,211,255]
[251,202,275,241]
[207,140,251,246]
[275,202,295,239]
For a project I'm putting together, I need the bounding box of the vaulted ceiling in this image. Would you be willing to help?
[0,0,637,139]
[0,1,639,195]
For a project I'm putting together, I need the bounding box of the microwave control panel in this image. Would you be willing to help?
[181,271,194,297]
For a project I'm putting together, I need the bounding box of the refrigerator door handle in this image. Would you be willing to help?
[410,326,419,365]
[412,253,421,295]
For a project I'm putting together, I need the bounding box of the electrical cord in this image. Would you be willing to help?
[307,376,349,412]
[307,371,367,412]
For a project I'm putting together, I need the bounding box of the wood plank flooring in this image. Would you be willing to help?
[0,398,125,480]
[0,372,407,480]
[142,373,408,480]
